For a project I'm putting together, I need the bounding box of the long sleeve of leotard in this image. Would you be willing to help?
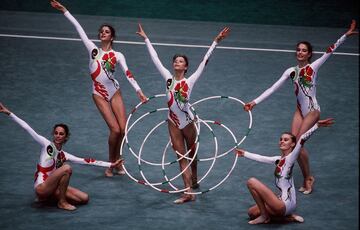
[144,38,173,81]
[187,41,218,87]
[63,151,111,168]
[63,11,96,55]
[116,52,141,92]
[8,113,48,146]
[253,67,292,105]
[310,34,347,75]
[243,151,280,164]
[287,123,319,163]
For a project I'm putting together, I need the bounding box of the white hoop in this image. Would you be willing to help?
[119,94,253,195]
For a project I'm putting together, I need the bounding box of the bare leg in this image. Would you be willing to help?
[57,173,76,210]
[60,186,89,205]
[246,177,285,224]
[93,93,122,177]
[183,122,198,189]
[168,121,195,204]
[291,108,319,194]
[297,148,315,194]
[110,91,127,175]
[35,164,76,211]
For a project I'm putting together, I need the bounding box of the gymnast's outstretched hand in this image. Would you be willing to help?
[50,0,67,13]
[215,27,230,43]
[317,118,335,127]
[137,90,148,103]
[244,101,256,111]
[235,148,245,157]
[136,23,148,40]
[0,103,11,115]
[345,19,358,37]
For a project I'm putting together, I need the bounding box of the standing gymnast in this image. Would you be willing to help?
[136,24,229,204]
[244,20,358,194]
[0,103,123,211]
[235,118,334,224]
[50,0,147,177]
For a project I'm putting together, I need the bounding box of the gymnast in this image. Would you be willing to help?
[0,103,123,211]
[244,20,358,194]
[136,24,229,204]
[235,118,334,224]
[50,0,147,177]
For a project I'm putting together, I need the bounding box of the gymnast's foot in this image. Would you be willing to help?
[173,194,195,204]
[286,214,304,223]
[114,164,126,175]
[299,176,315,194]
[58,201,76,211]
[105,168,114,177]
[248,215,270,224]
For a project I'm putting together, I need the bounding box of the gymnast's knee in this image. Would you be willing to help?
[61,164,73,175]
[110,126,121,136]
[247,177,258,188]
[82,193,90,204]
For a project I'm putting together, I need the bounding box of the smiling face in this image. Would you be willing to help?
[53,126,67,145]
[296,42,313,63]
[99,26,113,42]
[98,25,115,43]
[279,133,296,152]
[52,124,70,146]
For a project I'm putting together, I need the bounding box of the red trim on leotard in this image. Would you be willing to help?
[84,158,96,163]
[168,92,174,108]
[91,61,110,101]
[34,161,55,183]
[91,61,101,80]
[126,70,134,79]
[326,44,335,53]
[169,109,180,127]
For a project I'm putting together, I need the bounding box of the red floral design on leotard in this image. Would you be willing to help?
[174,80,189,103]
[299,65,313,88]
[102,52,116,72]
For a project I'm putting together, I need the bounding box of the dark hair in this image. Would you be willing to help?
[282,132,297,143]
[53,123,70,143]
[296,41,313,63]
[172,54,189,73]
[98,24,116,43]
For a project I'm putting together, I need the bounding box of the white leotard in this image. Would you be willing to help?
[64,11,141,101]
[144,38,218,129]
[8,113,111,189]
[253,35,347,117]
[243,124,318,215]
